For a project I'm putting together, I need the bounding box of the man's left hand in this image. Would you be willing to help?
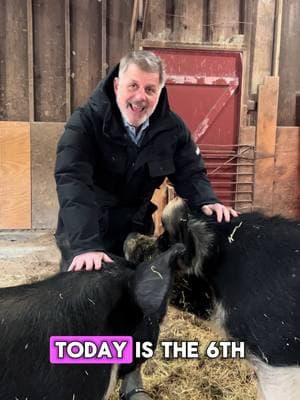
[201,203,239,223]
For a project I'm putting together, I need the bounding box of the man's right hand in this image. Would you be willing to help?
[68,252,114,272]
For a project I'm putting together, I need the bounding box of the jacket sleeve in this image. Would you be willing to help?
[55,107,105,256]
[168,117,220,207]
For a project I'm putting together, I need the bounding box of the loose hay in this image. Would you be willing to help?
[112,308,257,400]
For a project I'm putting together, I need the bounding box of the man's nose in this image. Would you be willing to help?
[134,88,147,101]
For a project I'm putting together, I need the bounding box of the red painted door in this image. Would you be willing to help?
[147,48,242,206]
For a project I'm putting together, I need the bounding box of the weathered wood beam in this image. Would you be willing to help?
[27,0,35,121]
[64,0,71,119]
[253,76,279,214]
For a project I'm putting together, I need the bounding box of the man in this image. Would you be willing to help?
[54,51,237,399]
[55,50,237,272]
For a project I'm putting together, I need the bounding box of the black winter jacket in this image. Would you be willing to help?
[55,65,219,256]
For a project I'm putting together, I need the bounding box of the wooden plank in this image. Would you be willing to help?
[273,127,300,218]
[209,0,240,43]
[107,0,133,67]
[33,0,66,121]
[130,0,139,47]
[70,0,102,109]
[0,0,29,120]
[141,39,244,51]
[271,0,283,76]
[31,122,63,229]
[0,122,31,229]
[151,180,168,236]
[144,0,168,41]
[141,0,150,39]
[173,0,204,43]
[253,76,279,215]
[101,0,108,78]
[27,0,35,121]
[250,0,275,94]
[277,0,300,125]
[297,92,300,126]
[65,0,71,119]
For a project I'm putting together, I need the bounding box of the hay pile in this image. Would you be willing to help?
[112,307,257,400]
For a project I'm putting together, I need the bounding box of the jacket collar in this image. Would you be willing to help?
[88,63,175,143]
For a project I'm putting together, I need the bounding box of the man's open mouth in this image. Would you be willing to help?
[128,102,146,113]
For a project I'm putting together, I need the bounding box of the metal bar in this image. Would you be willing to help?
[235,199,255,203]
[101,0,107,79]
[65,0,71,118]
[201,145,255,149]
[205,163,254,167]
[202,151,237,154]
[207,147,252,174]
[212,190,254,194]
[208,172,255,176]
[204,156,254,161]
[210,181,254,185]
[27,0,34,121]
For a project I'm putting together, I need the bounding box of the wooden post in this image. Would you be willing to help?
[27,0,35,121]
[64,0,71,119]
[253,76,279,214]
[250,0,276,94]
[101,0,107,79]
[130,0,139,48]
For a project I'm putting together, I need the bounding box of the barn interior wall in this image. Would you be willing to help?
[0,0,280,121]
[0,0,299,228]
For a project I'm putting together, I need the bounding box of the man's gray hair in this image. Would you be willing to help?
[119,50,166,86]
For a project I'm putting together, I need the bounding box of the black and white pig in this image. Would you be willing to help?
[124,197,300,400]
[0,243,184,400]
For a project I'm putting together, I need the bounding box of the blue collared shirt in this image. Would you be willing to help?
[123,118,149,146]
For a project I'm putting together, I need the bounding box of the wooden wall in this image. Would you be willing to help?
[0,0,249,121]
[254,77,300,218]
[0,122,31,229]
[1,0,300,228]
[0,0,132,122]
[273,127,300,218]
[1,0,298,123]
[0,122,63,229]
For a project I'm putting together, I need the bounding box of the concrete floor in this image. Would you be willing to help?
[0,230,60,287]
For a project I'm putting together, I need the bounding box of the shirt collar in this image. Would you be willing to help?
[122,118,149,146]
[123,118,149,132]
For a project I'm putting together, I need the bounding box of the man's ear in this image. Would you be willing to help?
[132,243,185,316]
[113,77,119,95]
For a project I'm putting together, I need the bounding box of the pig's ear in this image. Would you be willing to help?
[132,243,185,316]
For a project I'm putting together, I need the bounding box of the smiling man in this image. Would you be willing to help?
[55,50,237,273]
[54,50,237,399]
[114,62,160,127]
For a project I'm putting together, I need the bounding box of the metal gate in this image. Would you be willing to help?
[147,48,254,208]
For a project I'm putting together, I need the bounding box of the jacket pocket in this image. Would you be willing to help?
[148,159,175,177]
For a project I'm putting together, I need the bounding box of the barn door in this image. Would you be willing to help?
[148,48,244,207]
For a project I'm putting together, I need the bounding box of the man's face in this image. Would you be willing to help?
[114,63,162,127]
